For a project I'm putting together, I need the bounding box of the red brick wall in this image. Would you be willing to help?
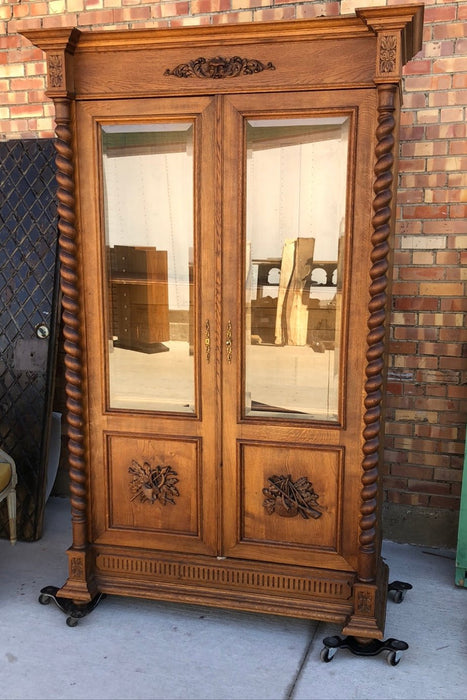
[1,0,466,538]
[387,0,466,521]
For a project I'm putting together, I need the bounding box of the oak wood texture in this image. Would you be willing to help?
[22,5,423,640]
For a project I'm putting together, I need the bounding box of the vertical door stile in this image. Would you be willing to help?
[221,95,245,556]
[214,94,225,555]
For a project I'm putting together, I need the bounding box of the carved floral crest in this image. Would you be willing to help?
[164,56,275,79]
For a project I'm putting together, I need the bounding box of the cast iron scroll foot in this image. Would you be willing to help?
[38,585,105,627]
[320,635,409,666]
[388,580,412,603]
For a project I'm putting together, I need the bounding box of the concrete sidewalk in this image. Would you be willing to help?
[0,497,465,700]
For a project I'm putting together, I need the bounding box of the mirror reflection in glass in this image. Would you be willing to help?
[101,123,195,413]
[245,117,349,421]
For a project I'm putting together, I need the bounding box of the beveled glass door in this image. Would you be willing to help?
[76,96,219,556]
[221,91,373,569]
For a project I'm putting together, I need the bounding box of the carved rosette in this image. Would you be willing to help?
[360,84,398,582]
[129,460,180,505]
[70,556,84,579]
[164,56,275,79]
[379,35,397,74]
[48,53,64,88]
[263,474,322,519]
[356,590,374,615]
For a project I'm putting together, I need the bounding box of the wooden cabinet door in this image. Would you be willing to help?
[221,90,377,572]
[76,96,220,557]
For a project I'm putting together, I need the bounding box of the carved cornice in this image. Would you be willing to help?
[357,4,423,68]
[21,28,81,96]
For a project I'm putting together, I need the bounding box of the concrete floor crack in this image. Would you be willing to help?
[284,620,321,700]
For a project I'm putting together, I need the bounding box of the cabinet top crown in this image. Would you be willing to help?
[21,4,423,50]
[20,4,423,99]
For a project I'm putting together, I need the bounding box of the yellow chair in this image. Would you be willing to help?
[0,448,17,545]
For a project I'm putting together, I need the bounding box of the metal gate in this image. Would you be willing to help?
[0,139,60,541]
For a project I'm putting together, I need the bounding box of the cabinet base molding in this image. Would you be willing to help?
[44,546,390,637]
[90,546,368,626]
[96,549,351,595]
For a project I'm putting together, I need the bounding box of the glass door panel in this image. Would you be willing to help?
[245,117,349,421]
[101,123,195,413]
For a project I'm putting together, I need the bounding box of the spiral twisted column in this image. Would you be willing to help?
[359,83,397,584]
[54,98,88,552]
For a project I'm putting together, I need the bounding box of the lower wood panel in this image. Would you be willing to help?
[240,442,342,550]
[92,433,217,556]
[107,434,200,536]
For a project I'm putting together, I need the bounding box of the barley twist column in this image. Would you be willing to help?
[359,83,397,584]
[54,98,88,553]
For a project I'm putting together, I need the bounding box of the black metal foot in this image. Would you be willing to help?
[38,585,105,627]
[321,635,409,666]
[388,580,413,603]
